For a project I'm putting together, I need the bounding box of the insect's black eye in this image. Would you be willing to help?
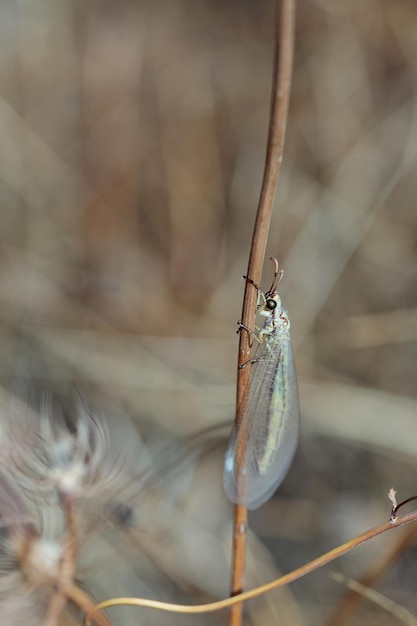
[266,298,277,310]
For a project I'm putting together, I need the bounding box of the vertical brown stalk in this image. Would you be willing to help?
[229,1,296,625]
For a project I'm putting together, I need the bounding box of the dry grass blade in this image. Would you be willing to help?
[330,572,417,626]
[326,524,417,626]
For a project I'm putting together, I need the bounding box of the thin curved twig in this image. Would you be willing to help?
[83,508,417,625]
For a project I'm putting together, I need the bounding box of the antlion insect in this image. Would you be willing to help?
[223,258,300,510]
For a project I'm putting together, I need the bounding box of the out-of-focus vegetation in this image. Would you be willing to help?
[1,1,417,625]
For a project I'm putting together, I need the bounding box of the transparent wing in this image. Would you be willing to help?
[223,334,299,510]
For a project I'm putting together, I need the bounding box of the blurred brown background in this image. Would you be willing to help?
[1,1,417,625]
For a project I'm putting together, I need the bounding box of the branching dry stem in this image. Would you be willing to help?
[67,583,113,626]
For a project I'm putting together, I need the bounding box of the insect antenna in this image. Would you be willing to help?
[266,257,284,296]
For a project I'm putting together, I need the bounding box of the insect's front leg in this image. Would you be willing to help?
[237,321,263,343]
[237,323,265,368]
[242,275,268,312]
[239,358,258,370]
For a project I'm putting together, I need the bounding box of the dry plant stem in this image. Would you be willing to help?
[326,523,417,626]
[67,583,113,626]
[45,497,79,626]
[230,0,296,624]
[56,499,111,626]
[84,511,417,624]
